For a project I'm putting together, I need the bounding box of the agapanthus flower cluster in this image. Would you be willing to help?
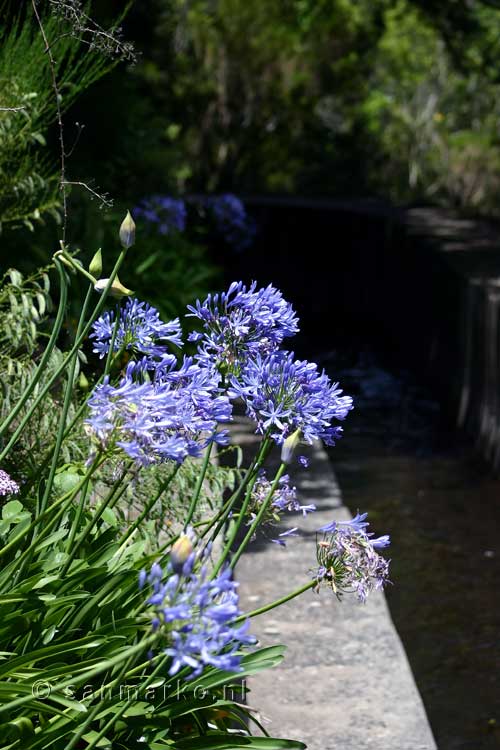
[86,357,232,466]
[134,196,187,235]
[312,513,390,602]
[140,554,254,678]
[91,298,183,364]
[0,469,19,496]
[187,281,299,374]
[229,350,353,445]
[248,471,315,545]
[208,194,256,251]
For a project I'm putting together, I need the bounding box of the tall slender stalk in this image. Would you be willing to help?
[228,462,287,571]
[184,442,213,528]
[235,580,316,623]
[0,258,68,439]
[118,463,180,549]
[37,283,94,516]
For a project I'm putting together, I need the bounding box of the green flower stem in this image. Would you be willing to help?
[211,470,260,577]
[0,248,127,463]
[0,258,68,439]
[234,579,316,623]
[3,457,107,590]
[117,464,180,549]
[184,442,213,528]
[104,304,121,376]
[37,283,94,517]
[58,250,97,285]
[63,459,133,558]
[0,633,158,716]
[229,461,287,571]
[200,436,272,545]
[60,462,136,577]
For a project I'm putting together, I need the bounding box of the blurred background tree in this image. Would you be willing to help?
[3,0,500,311]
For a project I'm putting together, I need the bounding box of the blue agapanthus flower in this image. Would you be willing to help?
[90,298,183,364]
[313,512,390,602]
[208,194,256,251]
[229,350,353,445]
[187,281,299,374]
[134,196,187,235]
[141,557,254,679]
[86,357,232,466]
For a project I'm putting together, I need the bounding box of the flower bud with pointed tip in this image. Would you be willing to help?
[89,248,102,277]
[119,211,136,249]
[281,428,301,464]
[170,534,193,575]
[94,276,134,298]
[78,371,89,391]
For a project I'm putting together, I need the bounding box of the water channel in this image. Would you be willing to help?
[322,351,500,750]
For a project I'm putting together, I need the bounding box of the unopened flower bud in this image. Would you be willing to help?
[119,211,136,249]
[170,534,193,575]
[78,371,89,391]
[94,276,134,298]
[280,429,301,464]
[89,248,102,277]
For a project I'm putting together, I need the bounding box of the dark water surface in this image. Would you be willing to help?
[321,353,500,750]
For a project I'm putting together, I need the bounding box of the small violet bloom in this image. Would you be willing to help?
[0,469,20,496]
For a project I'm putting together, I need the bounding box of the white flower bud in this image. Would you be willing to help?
[119,211,136,249]
[94,276,134,298]
[281,429,301,464]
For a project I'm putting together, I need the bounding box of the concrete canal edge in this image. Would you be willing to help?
[235,430,437,750]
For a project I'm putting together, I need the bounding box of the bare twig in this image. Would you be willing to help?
[62,181,113,208]
[0,107,26,112]
[31,0,69,242]
[48,0,137,63]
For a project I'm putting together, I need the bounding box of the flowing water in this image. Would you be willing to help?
[321,352,500,750]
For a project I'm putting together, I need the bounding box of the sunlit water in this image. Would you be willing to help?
[321,352,500,750]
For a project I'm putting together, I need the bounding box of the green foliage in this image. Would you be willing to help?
[0,267,86,485]
[0,8,116,231]
[360,1,500,211]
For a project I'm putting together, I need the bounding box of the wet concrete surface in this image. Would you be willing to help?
[235,414,436,750]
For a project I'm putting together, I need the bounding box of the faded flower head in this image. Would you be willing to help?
[140,552,254,679]
[0,470,19,496]
[312,513,390,602]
